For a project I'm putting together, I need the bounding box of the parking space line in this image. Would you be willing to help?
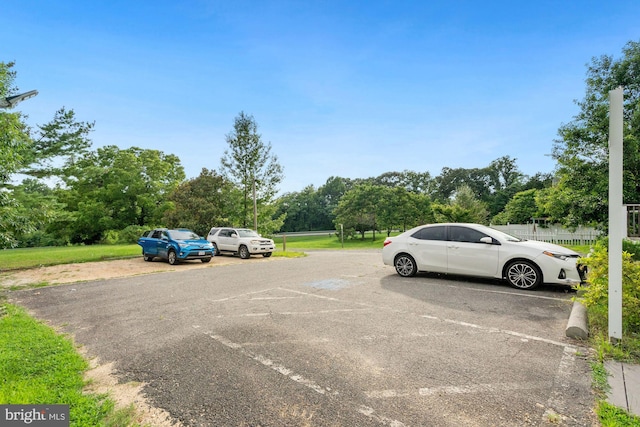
[543,346,579,421]
[207,288,280,302]
[209,307,372,319]
[206,332,407,427]
[440,283,571,302]
[420,314,580,349]
[366,381,548,399]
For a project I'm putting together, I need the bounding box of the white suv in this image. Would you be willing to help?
[207,227,275,259]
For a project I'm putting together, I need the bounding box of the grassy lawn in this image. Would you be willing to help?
[0,245,141,271]
[0,234,383,271]
[274,231,387,250]
[0,304,138,426]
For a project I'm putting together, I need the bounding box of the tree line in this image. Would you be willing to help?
[2,40,639,248]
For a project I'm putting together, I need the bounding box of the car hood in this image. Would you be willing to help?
[180,239,211,245]
[512,239,579,255]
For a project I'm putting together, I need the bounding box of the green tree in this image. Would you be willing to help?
[492,189,540,225]
[59,146,185,243]
[22,108,94,179]
[7,179,67,247]
[277,185,331,232]
[373,170,433,193]
[220,112,284,229]
[378,187,433,235]
[551,40,640,227]
[0,62,32,184]
[163,168,236,236]
[333,184,385,240]
[432,185,489,224]
[0,62,35,248]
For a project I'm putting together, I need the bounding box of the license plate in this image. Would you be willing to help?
[198,251,205,256]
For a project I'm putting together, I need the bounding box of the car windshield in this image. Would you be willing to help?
[237,229,260,238]
[169,230,200,240]
[490,228,523,242]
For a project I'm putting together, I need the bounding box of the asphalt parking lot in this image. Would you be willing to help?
[11,250,596,426]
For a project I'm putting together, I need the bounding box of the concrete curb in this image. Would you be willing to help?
[565,300,589,340]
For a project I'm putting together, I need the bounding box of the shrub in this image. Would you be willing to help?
[578,240,640,339]
[118,225,150,244]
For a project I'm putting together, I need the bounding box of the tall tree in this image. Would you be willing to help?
[551,40,640,227]
[59,146,185,243]
[277,185,331,232]
[333,184,385,240]
[22,108,94,179]
[0,61,35,248]
[432,184,489,224]
[0,62,32,184]
[492,189,541,225]
[220,112,284,229]
[378,186,433,235]
[163,168,236,236]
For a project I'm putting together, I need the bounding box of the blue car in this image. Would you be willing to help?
[138,228,214,265]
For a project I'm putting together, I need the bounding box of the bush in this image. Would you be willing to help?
[578,240,640,341]
[100,225,152,245]
[596,236,640,261]
[118,225,150,244]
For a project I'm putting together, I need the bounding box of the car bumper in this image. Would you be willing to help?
[178,249,214,260]
[536,255,584,286]
[249,245,275,254]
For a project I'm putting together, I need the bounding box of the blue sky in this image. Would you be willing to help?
[2,1,639,194]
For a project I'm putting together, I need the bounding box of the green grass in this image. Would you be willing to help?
[0,303,138,426]
[274,231,389,250]
[0,245,141,271]
[0,236,377,271]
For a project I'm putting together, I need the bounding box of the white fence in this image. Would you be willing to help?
[491,224,601,245]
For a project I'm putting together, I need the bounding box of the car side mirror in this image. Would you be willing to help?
[480,237,494,244]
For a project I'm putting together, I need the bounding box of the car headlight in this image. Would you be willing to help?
[543,251,569,261]
[179,243,189,248]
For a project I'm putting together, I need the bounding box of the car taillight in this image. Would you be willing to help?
[383,240,392,247]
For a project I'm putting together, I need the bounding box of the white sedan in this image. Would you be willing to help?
[382,223,586,290]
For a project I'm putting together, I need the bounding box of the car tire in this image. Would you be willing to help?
[239,245,250,259]
[168,250,178,265]
[143,254,153,262]
[394,254,417,277]
[201,257,212,263]
[505,260,541,290]
[262,252,272,258]
[211,242,220,256]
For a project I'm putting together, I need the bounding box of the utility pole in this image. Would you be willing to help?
[608,86,624,342]
[253,177,258,231]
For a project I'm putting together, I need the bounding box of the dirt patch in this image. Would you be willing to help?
[0,255,264,288]
[84,357,182,427]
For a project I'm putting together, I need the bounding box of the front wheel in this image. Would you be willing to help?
[201,257,212,263]
[168,250,178,265]
[239,245,250,259]
[505,260,541,290]
[262,252,272,258]
[394,254,417,277]
[143,254,154,262]
[211,242,220,256]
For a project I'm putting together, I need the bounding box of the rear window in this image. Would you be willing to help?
[411,226,446,241]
